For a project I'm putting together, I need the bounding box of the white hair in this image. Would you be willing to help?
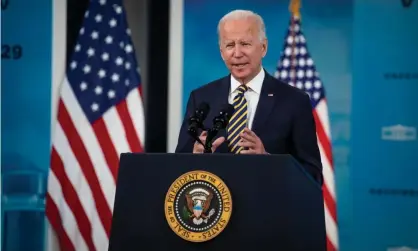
[217,10,267,45]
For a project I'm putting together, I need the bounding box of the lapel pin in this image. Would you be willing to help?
[268,93,274,96]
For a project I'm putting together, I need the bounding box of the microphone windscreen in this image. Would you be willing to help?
[198,102,210,113]
[221,104,235,119]
[197,102,210,119]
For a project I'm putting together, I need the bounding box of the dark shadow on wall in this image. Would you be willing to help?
[66,0,90,66]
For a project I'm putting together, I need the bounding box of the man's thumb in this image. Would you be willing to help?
[212,136,225,148]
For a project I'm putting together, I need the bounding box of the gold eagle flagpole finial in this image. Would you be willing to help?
[289,0,301,19]
[288,0,301,84]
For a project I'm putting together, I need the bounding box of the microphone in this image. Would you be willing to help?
[188,102,210,146]
[212,104,235,131]
[204,104,235,153]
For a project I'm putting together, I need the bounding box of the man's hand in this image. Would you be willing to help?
[193,131,225,154]
[238,128,267,154]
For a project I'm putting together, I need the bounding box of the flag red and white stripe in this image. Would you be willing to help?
[46,1,145,250]
[275,15,338,251]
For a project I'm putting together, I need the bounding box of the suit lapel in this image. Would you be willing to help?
[209,76,230,153]
[251,72,278,135]
[212,75,230,114]
[202,75,230,130]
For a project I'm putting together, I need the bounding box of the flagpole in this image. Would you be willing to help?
[288,0,301,85]
[277,2,339,249]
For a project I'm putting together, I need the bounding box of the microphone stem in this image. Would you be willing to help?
[203,137,212,153]
[203,147,212,153]
[203,128,218,153]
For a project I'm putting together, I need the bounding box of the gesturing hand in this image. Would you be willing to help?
[193,131,225,154]
[237,128,267,154]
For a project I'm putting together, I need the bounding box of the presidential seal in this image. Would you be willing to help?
[164,170,232,242]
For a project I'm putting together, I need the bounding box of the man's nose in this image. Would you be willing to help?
[233,45,243,57]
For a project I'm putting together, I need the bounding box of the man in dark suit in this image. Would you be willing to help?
[175,10,323,184]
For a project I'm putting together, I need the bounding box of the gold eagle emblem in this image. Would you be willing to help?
[164,170,232,242]
[184,188,215,225]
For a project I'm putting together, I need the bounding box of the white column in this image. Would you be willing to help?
[167,0,184,152]
[47,0,67,249]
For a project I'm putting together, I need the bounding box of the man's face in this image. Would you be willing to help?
[219,18,267,84]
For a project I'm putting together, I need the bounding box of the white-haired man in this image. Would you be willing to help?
[175,10,323,184]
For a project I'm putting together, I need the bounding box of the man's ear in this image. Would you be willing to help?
[262,39,268,58]
[220,48,225,61]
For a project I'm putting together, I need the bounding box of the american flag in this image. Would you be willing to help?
[274,15,338,251]
[45,0,145,250]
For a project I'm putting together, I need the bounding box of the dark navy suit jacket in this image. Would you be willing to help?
[175,70,323,185]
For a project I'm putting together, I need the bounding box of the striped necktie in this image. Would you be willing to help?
[227,84,248,154]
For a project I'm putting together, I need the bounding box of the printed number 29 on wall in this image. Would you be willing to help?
[2,44,23,59]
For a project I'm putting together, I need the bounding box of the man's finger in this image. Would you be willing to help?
[211,137,225,152]
[243,127,256,136]
[240,131,256,143]
[237,140,254,148]
[193,143,204,154]
[198,131,207,143]
[240,149,256,154]
[213,137,225,147]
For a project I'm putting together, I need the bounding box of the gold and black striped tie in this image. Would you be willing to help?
[227,84,248,154]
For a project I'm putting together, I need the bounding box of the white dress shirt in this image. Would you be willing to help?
[228,68,265,130]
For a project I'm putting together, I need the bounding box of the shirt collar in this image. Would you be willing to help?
[230,67,265,94]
